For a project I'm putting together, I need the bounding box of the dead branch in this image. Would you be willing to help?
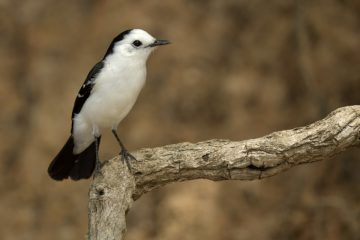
[88,105,360,240]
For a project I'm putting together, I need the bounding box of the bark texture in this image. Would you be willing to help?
[88,105,360,240]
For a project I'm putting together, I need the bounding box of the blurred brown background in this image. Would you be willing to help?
[1,0,359,239]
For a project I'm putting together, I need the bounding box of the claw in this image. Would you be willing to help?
[120,149,136,172]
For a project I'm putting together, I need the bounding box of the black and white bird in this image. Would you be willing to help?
[48,29,169,181]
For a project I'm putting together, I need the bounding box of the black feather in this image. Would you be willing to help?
[48,136,101,181]
[71,61,104,132]
[103,29,132,59]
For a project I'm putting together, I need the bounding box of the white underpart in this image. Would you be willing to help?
[72,29,156,154]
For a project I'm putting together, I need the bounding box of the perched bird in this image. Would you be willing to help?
[48,29,170,181]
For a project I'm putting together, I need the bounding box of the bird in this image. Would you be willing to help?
[48,29,170,181]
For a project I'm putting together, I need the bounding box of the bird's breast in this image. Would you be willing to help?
[79,65,146,128]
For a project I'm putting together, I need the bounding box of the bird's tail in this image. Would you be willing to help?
[48,136,100,181]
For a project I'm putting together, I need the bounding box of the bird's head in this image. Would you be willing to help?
[103,29,170,61]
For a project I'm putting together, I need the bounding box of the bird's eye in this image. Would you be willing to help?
[132,40,142,47]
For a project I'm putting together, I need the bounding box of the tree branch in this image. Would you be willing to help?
[88,105,360,240]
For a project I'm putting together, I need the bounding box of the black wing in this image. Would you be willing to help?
[71,61,104,132]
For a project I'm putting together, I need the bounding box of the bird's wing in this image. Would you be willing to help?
[71,61,104,132]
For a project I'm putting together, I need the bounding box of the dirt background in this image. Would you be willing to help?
[1,0,359,239]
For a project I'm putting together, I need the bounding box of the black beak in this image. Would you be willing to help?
[148,39,170,47]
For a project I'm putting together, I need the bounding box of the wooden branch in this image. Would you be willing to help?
[88,105,360,240]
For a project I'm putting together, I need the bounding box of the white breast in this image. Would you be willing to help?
[72,55,146,154]
[83,62,146,128]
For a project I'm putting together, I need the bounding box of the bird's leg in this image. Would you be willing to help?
[111,129,136,171]
[94,136,101,176]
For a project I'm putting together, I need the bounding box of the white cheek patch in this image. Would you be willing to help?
[119,44,135,56]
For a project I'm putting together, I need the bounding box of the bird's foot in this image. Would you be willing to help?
[120,149,136,172]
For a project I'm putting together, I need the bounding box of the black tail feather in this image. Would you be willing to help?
[69,137,101,180]
[48,136,100,181]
